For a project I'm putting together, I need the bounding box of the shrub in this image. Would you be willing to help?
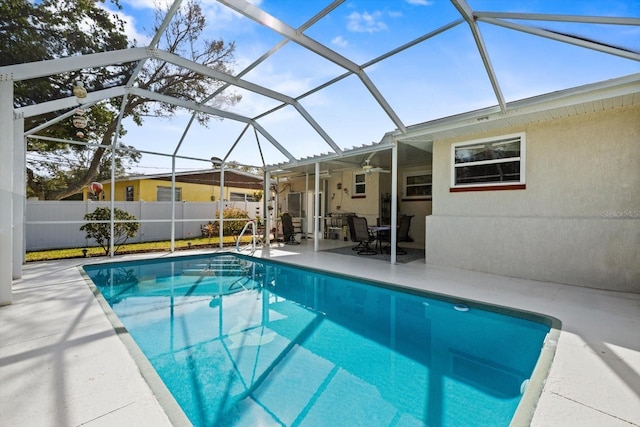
[80,207,140,255]
[204,207,250,240]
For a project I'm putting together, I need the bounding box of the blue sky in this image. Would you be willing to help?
[101,0,640,173]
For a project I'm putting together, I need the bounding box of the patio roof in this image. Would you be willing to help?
[113,169,264,190]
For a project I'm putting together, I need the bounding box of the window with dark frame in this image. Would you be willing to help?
[354,173,366,195]
[125,186,134,201]
[452,133,525,190]
[403,172,432,199]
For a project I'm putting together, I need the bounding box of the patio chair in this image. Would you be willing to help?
[380,215,413,255]
[347,215,367,251]
[396,215,414,254]
[349,216,377,255]
[281,213,300,245]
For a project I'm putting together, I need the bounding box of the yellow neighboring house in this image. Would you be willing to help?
[83,169,263,202]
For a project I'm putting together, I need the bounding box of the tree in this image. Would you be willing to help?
[80,207,140,255]
[2,0,240,199]
[218,160,264,176]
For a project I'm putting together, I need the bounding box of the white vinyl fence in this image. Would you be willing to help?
[25,200,263,251]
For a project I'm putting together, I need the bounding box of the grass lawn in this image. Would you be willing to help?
[26,235,253,262]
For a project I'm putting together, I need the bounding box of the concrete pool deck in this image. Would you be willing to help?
[1,241,639,426]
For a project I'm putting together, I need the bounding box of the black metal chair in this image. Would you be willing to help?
[395,215,413,254]
[281,213,300,245]
[380,215,413,255]
[349,216,377,255]
[346,215,364,251]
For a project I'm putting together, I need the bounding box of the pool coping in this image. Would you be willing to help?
[78,267,193,427]
[80,251,562,427]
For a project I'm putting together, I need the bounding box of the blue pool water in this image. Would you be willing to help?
[84,253,551,426]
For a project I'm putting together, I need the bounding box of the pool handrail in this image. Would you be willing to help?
[236,220,257,253]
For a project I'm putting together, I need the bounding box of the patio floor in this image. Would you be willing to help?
[1,239,639,426]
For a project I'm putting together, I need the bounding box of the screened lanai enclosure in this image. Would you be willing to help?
[1,0,639,304]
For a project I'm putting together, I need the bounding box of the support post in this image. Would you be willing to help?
[0,79,14,305]
[170,156,176,252]
[219,164,225,248]
[109,93,129,257]
[314,162,320,252]
[12,113,25,279]
[391,140,398,264]
[264,170,271,246]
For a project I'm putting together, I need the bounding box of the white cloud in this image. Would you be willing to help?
[331,35,348,48]
[97,2,152,46]
[121,0,172,10]
[347,11,388,33]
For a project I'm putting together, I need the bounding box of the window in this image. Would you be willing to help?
[157,186,181,201]
[286,192,302,217]
[125,186,134,201]
[230,192,256,202]
[354,173,366,196]
[403,171,432,200]
[451,132,525,191]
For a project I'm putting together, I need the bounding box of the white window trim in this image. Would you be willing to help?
[157,185,182,201]
[353,172,366,195]
[403,170,432,200]
[451,132,526,189]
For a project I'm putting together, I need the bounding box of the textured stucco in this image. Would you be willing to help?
[426,104,640,292]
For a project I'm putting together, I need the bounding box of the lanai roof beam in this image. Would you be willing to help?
[210,0,345,100]
[16,86,126,118]
[154,50,341,153]
[217,0,407,133]
[474,12,640,26]
[450,0,507,113]
[253,18,464,124]
[130,87,296,163]
[0,47,149,82]
[479,17,640,62]
[126,0,184,88]
[174,1,345,159]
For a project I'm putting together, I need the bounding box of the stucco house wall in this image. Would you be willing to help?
[425,103,640,292]
[326,170,380,223]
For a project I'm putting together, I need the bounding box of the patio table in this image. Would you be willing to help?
[368,225,390,253]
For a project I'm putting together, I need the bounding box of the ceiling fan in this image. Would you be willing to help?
[361,158,390,174]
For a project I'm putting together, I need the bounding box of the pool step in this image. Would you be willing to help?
[182,258,248,277]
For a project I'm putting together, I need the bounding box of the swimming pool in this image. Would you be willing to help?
[83,253,557,426]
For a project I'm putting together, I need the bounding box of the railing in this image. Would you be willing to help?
[236,220,257,254]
